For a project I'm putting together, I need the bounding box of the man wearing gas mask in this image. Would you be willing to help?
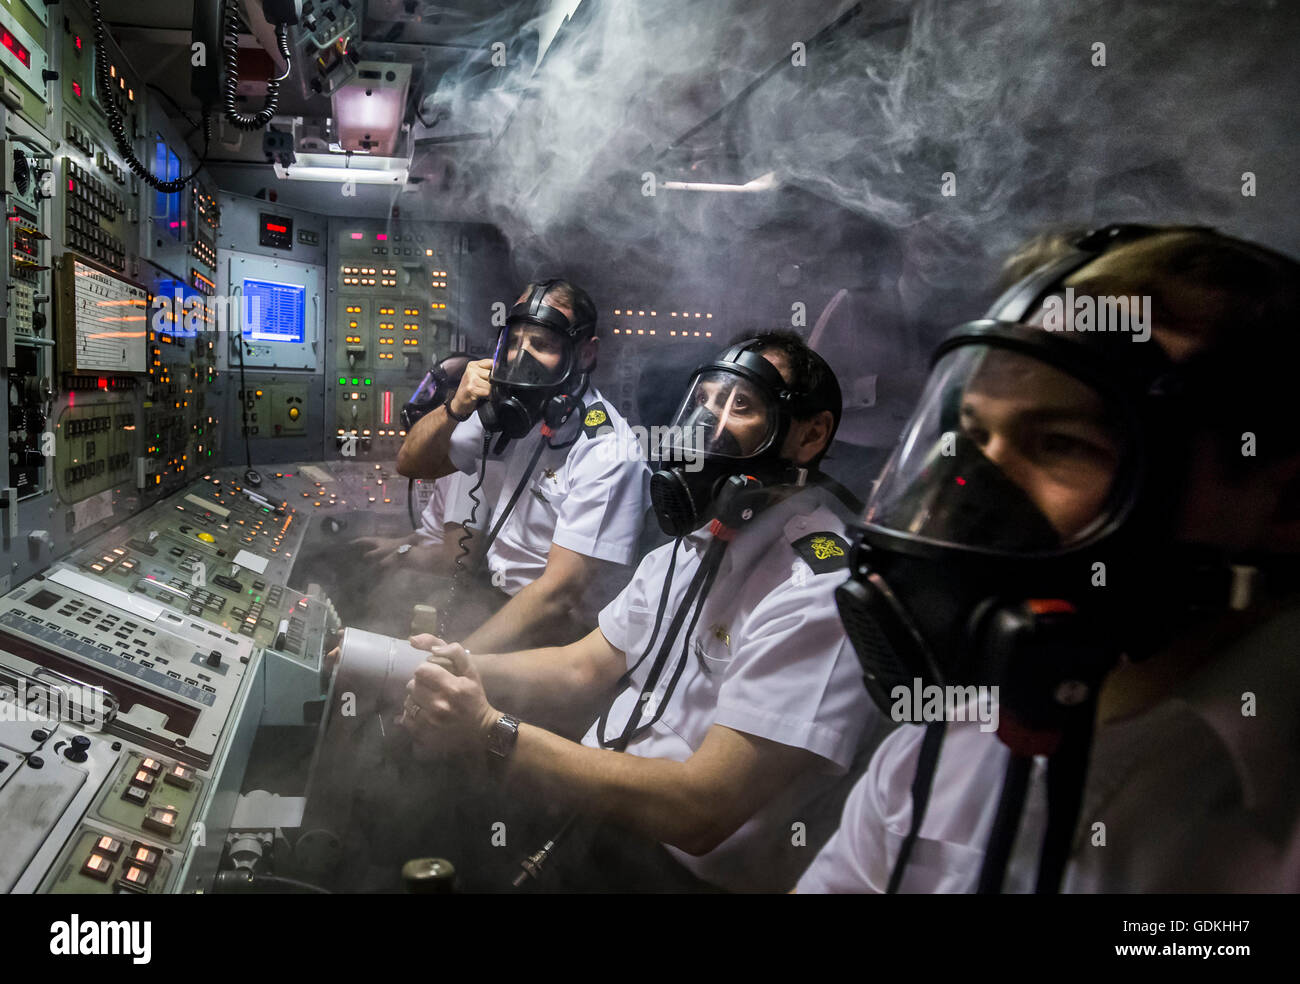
[397,331,887,892]
[396,279,648,651]
[796,225,1300,893]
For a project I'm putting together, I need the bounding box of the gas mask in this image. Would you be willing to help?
[400,352,474,431]
[830,227,1270,740]
[650,340,841,537]
[478,280,595,441]
[834,224,1300,892]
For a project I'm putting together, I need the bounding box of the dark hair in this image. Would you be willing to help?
[730,328,843,465]
[999,225,1300,466]
[530,279,599,339]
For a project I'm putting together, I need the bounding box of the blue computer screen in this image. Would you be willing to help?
[154,279,202,338]
[242,278,306,344]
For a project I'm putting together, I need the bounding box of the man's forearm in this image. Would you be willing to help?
[395,405,460,479]
[462,576,582,653]
[500,724,717,853]
[475,643,601,721]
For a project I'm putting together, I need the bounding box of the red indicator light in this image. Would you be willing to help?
[955,476,966,485]
[75,35,83,51]
[2,30,30,68]
[382,390,392,425]
[68,178,75,192]
[72,81,83,98]
[266,222,287,233]
[350,232,363,239]
[376,233,387,241]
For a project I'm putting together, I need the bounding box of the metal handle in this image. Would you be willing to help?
[30,666,119,727]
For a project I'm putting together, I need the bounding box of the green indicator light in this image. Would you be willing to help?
[351,378,359,386]
[255,596,262,603]
[338,376,346,385]
[364,378,371,386]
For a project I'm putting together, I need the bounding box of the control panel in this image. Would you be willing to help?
[330,221,460,457]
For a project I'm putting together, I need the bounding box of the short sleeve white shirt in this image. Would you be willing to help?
[447,388,649,620]
[796,602,1300,893]
[582,484,883,892]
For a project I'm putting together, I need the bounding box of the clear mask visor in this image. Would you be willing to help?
[661,369,779,461]
[864,344,1132,553]
[491,321,573,389]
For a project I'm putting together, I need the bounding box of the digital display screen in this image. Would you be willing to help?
[153,136,182,240]
[154,279,204,338]
[242,279,306,344]
[258,212,294,250]
[1,29,30,69]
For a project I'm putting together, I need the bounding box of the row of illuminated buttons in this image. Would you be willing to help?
[81,835,164,892]
[67,160,125,215]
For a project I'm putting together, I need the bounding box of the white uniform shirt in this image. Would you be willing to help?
[411,470,495,547]
[448,388,649,621]
[796,601,1300,893]
[582,485,885,893]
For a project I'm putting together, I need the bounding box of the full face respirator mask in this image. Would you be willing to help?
[400,352,475,431]
[649,339,842,537]
[833,223,1300,893]
[478,279,596,442]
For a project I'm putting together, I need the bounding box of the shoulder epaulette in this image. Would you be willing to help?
[790,530,850,574]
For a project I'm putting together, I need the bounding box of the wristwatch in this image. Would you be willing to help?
[396,543,412,556]
[486,713,521,764]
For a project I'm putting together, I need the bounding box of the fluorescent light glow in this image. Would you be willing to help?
[660,171,779,193]
[274,151,408,185]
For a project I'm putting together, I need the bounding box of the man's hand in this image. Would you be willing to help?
[448,358,493,419]
[400,635,498,748]
[353,534,405,562]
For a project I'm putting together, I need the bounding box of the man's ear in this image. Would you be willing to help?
[578,336,600,372]
[790,410,835,466]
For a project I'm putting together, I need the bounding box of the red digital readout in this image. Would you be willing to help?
[1,29,30,69]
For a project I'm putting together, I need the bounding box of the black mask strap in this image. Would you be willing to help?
[596,537,729,751]
[975,753,1034,893]
[886,720,947,894]
[474,434,551,572]
[973,691,1098,894]
[1034,694,1097,893]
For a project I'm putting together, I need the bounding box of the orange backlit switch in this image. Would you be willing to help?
[142,805,179,836]
[127,842,160,871]
[116,864,154,892]
[81,853,115,881]
[94,835,124,859]
[130,767,156,790]
[139,757,164,775]
[164,764,196,790]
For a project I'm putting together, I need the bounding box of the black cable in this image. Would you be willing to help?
[438,430,491,638]
[454,432,492,577]
[476,435,549,565]
[1035,704,1097,894]
[885,721,947,894]
[234,328,259,486]
[222,0,291,131]
[213,870,332,894]
[517,537,726,890]
[976,753,1034,894]
[407,477,419,531]
[89,0,211,193]
[146,82,200,131]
